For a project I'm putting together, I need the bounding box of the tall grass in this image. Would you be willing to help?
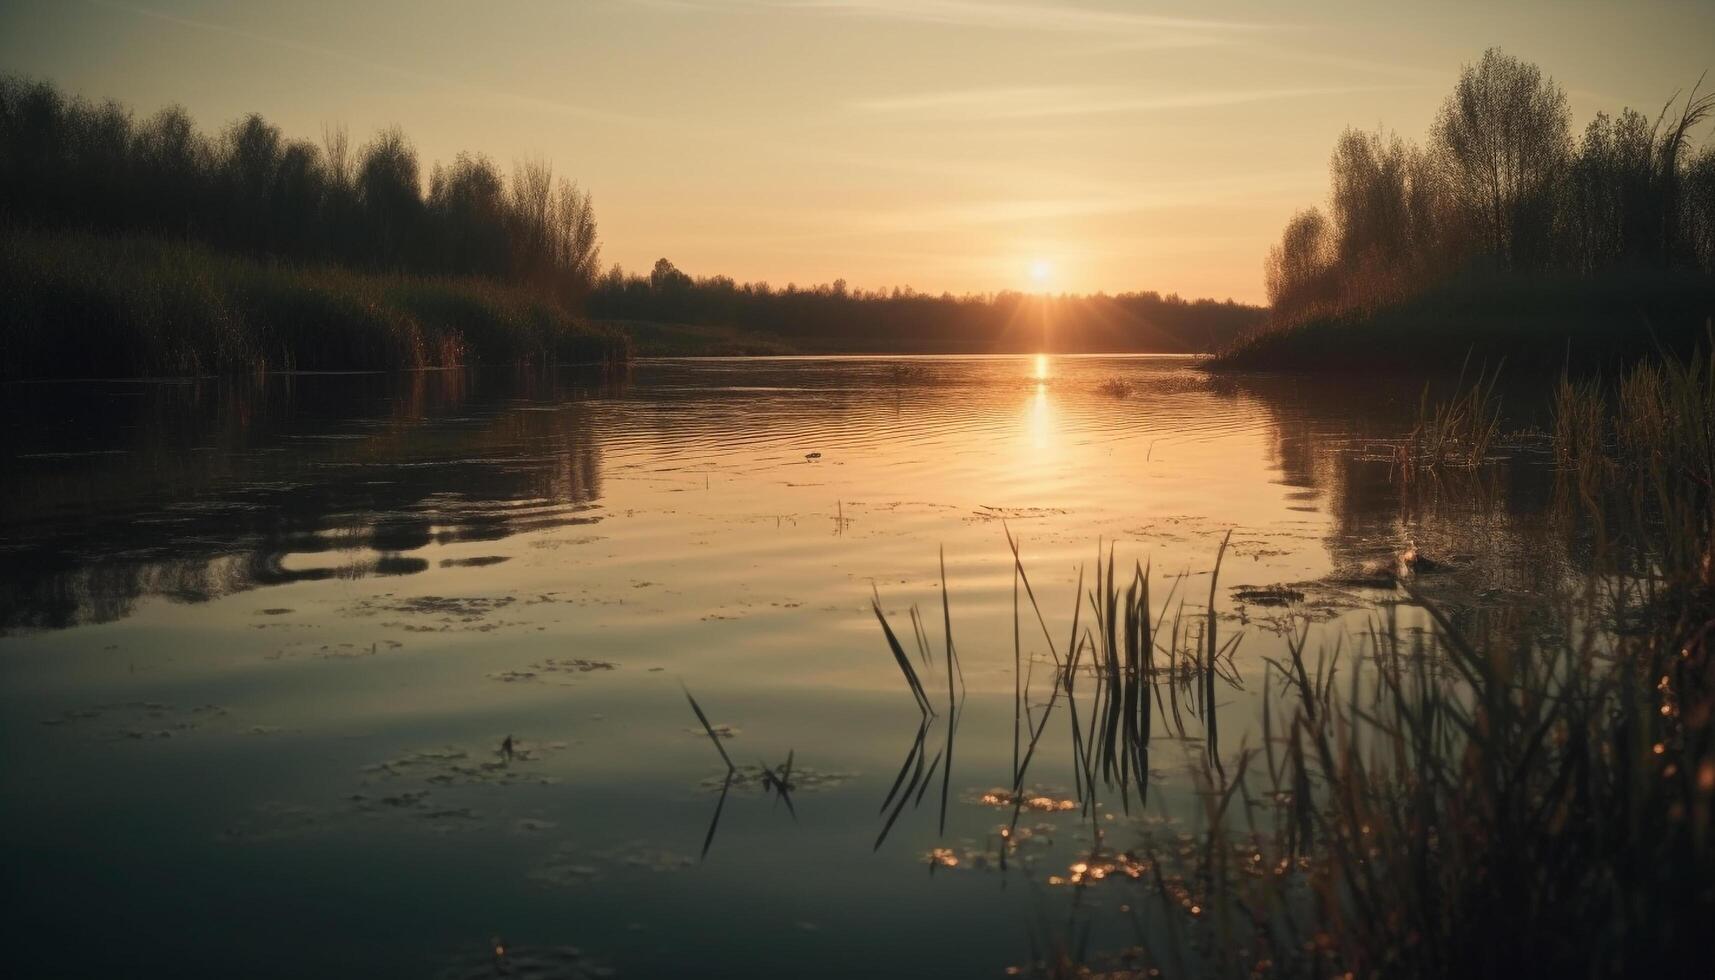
[888,350,1715,977]
[0,229,628,378]
[1553,340,1715,590]
[1397,359,1505,475]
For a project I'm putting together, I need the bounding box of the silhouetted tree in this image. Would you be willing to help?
[1265,208,1335,322]
[356,127,421,268]
[0,76,607,311]
[1262,50,1714,330]
[1430,49,1570,270]
[589,258,1264,353]
[428,152,509,276]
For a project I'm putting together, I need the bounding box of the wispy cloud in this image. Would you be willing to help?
[646,1,1267,45]
[89,0,653,129]
[787,0,1268,37]
[812,171,1326,237]
[851,84,1403,122]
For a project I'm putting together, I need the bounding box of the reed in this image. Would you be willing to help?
[0,228,628,378]
[888,430,1712,977]
[870,549,964,849]
[1401,356,1504,472]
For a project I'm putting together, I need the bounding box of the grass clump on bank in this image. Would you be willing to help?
[0,230,628,378]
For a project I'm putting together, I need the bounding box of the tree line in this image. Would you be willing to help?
[0,74,1264,351]
[0,76,601,308]
[588,258,1265,353]
[1266,49,1715,326]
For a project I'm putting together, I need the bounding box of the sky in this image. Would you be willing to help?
[2,0,1712,302]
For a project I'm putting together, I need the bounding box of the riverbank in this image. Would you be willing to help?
[0,230,629,379]
[1208,272,1715,375]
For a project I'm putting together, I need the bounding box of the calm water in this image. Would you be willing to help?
[0,356,1561,978]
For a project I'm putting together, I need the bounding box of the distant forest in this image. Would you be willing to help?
[589,260,1265,353]
[1264,49,1715,327]
[0,75,1263,356]
[0,75,602,309]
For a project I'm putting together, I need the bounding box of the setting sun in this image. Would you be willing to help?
[1028,259,1055,288]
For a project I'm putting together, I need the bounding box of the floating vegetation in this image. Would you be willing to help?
[265,640,402,661]
[489,658,618,683]
[221,789,486,843]
[1229,586,1304,607]
[685,722,739,740]
[344,594,521,632]
[530,839,697,887]
[1095,376,1135,397]
[975,789,1078,813]
[1045,847,1153,886]
[969,504,1068,522]
[924,847,960,868]
[921,823,1062,874]
[39,700,228,740]
[699,763,855,794]
[361,741,566,787]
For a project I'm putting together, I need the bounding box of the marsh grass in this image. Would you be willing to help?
[1209,272,1715,375]
[0,229,628,378]
[1405,359,1504,469]
[899,351,1715,977]
[1553,339,1715,592]
[871,548,964,849]
[983,554,1711,978]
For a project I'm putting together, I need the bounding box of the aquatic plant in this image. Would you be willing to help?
[895,342,1715,974]
[1551,337,1715,589]
[1400,357,1504,471]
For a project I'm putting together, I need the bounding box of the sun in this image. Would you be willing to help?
[1028,258,1053,287]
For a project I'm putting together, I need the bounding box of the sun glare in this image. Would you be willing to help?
[1028,258,1053,287]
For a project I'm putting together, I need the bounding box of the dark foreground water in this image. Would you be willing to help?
[0,356,1563,978]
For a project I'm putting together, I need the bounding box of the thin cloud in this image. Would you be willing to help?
[88,0,653,129]
[786,0,1269,36]
[818,171,1326,236]
[851,84,1405,121]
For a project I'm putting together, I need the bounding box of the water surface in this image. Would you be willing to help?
[0,356,1559,978]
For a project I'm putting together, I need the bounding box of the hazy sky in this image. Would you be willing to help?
[3,0,1712,300]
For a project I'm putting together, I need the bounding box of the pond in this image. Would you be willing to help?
[0,355,1565,978]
